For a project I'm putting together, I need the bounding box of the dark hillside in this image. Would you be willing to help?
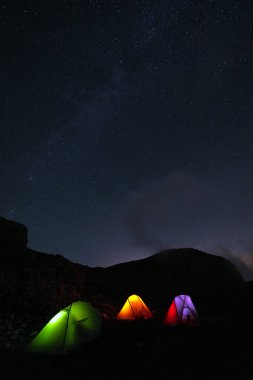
[0,217,248,353]
[104,248,244,308]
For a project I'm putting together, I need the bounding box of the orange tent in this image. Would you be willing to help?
[117,294,153,320]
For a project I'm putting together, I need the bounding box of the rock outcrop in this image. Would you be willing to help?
[0,217,28,250]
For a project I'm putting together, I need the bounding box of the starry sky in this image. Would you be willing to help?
[1,0,253,278]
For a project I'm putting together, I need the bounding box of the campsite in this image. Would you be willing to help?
[1,1,253,378]
[2,303,253,380]
[1,218,253,379]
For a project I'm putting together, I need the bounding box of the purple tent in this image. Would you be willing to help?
[164,295,200,325]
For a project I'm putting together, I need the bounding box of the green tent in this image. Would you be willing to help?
[27,301,102,355]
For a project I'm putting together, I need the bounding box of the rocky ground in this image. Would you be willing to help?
[2,315,253,380]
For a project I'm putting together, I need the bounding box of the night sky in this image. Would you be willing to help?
[1,1,253,278]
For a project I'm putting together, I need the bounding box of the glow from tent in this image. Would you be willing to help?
[27,301,102,355]
[117,294,153,320]
[49,310,67,325]
[164,300,178,325]
[118,302,134,320]
[164,295,200,326]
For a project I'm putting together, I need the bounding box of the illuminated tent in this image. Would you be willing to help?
[164,295,199,325]
[27,301,102,355]
[117,294,153,320]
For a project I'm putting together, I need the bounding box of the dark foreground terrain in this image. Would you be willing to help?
[2,314,253,380]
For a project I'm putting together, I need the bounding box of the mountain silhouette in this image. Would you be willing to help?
[0,217,246,350]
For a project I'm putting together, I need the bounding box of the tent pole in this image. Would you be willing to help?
[62,304,72,355]
[128,298,136,319]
